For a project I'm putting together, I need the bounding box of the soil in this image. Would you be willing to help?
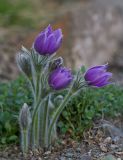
[0,119,123,160]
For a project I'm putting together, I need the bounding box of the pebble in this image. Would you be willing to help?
[104,137,112,143]
[65,152,74,158]
[44,151,51,155]
[76,147,81,152]
[100,143,108,152]
[101,154,116,160]
[110,144,118,150]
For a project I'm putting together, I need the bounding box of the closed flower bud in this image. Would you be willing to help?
[84,64,112,87]
[16,52,31,77]
[19,103,31,130]
[49,57,63,71]
[48,67,73,90]
[34,25,63,55]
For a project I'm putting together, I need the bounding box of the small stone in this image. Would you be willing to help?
[110,144,118,150]
[115,151,123,155]
[76,147,81,152]
[29,151,33,156]
[113,136,120,143]
[61,140,66,145]
[81,155,92,160]
[44,156,48,159]
[44,151,51,155]
[34,149,39,155]
[66,152,74,158]
[104,137,112,144]
[100,143,108,152]
[59,157,65,160]
[101,154,116,160]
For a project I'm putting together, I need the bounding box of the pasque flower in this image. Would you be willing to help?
[34,25,63,55]
[48,67,73,90]
[84,64,112,87]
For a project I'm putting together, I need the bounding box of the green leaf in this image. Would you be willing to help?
[1,137,6,144]
[5,121,12,133]
[8,135,18,142]
[80,66,86,73]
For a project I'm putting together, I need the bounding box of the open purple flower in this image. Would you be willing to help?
[84,64,112,87]
[34,25,63,55]
[48,67,73,90]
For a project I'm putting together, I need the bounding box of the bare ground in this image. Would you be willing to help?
[1,119,123,160]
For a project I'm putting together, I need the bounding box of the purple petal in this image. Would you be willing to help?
[97,82,112,87]
[89,72,112,85]
[34,25,63,55]
[47,34,57,54]
[49,67,73,90]
[34,33,47,53]
[85,68,106,82]
[55,36,63,50]
[89,64,108,70]
[54,29,63,40]
[45,24,53,36]
[51,76,66,89]
[92,73,112,87]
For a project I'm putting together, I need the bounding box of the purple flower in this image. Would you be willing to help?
[34,25,63,55]
[48,67,73,90]
[84,64,112,87]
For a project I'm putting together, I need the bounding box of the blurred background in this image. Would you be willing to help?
[0,0,123,83]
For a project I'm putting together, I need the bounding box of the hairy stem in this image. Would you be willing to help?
[31,96,48,147]
[42,98,49,150]
[21,129,29,154]
[33,112,39,148]
[48,89,73,147]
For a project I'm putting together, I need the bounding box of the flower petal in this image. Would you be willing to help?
[54,29,63,40]
[34,25,63,55]
[49,67,73,90]
[34,33,47,54]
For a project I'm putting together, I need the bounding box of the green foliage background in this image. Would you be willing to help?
[0,77,32,145]
[0,76,123,145]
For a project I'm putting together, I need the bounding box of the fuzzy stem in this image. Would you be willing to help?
[32,73,41,148]
[33,112,39,148]
[31,96,48,148]
[27,77,36,104]
[38,105,44,146]
[31,101,41,148]
[21,129,28,154]
[48,89,73,147]
[42,98,49,150]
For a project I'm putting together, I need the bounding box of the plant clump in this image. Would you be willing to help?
[16,24,113,154]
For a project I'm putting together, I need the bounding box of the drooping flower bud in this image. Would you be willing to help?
[16,52,31,77]
[49,57,63,71]
[34,25,63,55]
[19,103,31,130]
[84,64,112,87]
[48,67,73,90]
